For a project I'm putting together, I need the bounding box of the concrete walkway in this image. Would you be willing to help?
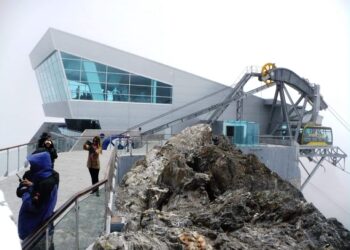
[0,149,112,224]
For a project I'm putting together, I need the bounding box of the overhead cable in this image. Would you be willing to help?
[327,105,350,133]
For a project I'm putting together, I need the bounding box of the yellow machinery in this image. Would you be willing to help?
[261,63,276,85]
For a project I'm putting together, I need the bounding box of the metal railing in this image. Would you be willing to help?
[0,136,78,179]
[259,135,293,146]
[21,134,174,249]
[0,143,33,178]
[22,149,117,250]
[20,132,302,249]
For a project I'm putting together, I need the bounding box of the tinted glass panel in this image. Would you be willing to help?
[82,61,106,72]
[58,51,172,104]
[112,94,129,102]
[107,73,129,84]
[130,75,151,86]
[88,82,103,93]
[60,52,80,60]
[107,66,128,74]
[69,81,90,100]
[65,70,80,81]
[156,97,172,104]
[79,92,93,100]
[130,95,151,103]
[157,82,171,88]
[35,51,68,103]
[81,72,106,83]
[113,84,129,95]
[130,85,151,96]
[63,59,81,70]
[156,87,172,97]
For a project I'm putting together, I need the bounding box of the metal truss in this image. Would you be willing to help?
[299,146,347,190]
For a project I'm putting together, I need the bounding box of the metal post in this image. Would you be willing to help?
[45,227,50,250]
[301,157,325,190]
[311,84,320,123]
[104,183,110,234]
[298,159,310,175]
[74,200,80,249]
[6,149,9,177]
[17,147,20,172]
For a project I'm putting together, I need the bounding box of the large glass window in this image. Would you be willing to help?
[62,59,81,70]
[59,52,172,104]
[82,61,106,73]
[107,66,128,74]
[65,70,80,81]
[61,52,80,60]
[81,72,106,83]
[130,75,151,86]
[130,85,151,96]
[156,87,172,97]
[35,51,68,103]
[107,73,129,84]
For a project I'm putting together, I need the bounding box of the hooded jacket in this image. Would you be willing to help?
[18,152,59,240]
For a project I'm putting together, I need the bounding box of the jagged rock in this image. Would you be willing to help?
[93,124,350,250]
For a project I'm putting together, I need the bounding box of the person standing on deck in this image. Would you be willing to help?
[83,136,102,196]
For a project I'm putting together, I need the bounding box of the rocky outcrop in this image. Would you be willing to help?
[93,124,350,249]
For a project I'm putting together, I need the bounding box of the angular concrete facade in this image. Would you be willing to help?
[29,28,270,133]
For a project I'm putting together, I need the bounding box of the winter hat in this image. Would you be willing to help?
[27,152,52,173]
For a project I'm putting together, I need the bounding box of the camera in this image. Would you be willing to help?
[84,140,95,154]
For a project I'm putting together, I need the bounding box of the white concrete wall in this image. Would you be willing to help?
[30,28,270,133]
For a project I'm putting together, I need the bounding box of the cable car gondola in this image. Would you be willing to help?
[298,125,333,146]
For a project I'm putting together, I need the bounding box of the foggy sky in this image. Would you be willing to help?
[0,0,349,228]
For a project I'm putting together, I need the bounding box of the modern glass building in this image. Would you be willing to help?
[29,29,304,188]
[30,28,269,133]
[36,51,172,105]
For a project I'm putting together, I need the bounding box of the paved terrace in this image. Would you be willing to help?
[0,149,113,224]
[0,138,163,227]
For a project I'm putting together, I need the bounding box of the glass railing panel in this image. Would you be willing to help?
[27,143,38,155]
[0,150,8,177]
[50,204,77,250]
[26,184,108,250]
[26,227,55,250]
[0,146,29,177]
[7,148,19,174]
[53,137,77,153]
[29,188,107,250]
[78,186,106,249]
[18,146,28,171]
[0,135,78,178]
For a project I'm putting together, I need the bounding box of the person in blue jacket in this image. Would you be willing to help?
[17,151,59,240]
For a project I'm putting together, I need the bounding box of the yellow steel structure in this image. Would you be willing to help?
[261,63,276,85]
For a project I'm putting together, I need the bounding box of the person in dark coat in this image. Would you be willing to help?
[83,136,102,196]
[42,139,58,167]
[37,132,50,149]
[17,152,59,240]
[35,134,58,168]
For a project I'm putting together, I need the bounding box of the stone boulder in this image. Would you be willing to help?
[93,124,350,249]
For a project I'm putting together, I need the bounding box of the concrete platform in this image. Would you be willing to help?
[0,149,112,224]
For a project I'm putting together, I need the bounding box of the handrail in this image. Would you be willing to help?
[22,148,117,250]
[21,180,107,249]
[0,135,99,178]
[0,142,36,152]
[0,134,96,152]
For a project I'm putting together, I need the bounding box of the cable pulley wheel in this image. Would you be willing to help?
[261,63,276,85]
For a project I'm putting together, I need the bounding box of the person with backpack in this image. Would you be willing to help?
[17,152,59,240]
